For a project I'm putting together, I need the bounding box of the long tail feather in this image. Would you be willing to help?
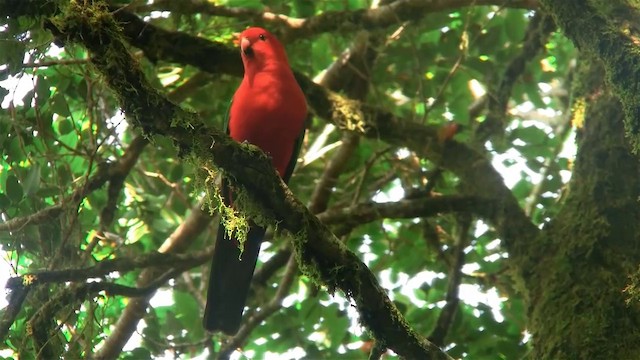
[203,182,266,334]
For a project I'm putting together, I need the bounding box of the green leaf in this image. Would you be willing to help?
[121,348,151,360]
[6,137,26,162]
[503,11,526,43]
[0,193,10,208]
[0,40,25,76]
[5,175,23,203]
[173,290,204,338]
[50,92,71,117]
[224,0,263,9]
[523,82,546,108]
[55,117,74,135]
[511,125,548,144]
[35,76,51,104]
[23,165,40,196]
[0,86,9,103]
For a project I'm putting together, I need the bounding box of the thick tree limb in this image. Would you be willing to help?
[0,281,30,343]
[540,0,640,150]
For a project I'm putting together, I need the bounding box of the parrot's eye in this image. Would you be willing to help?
[258,34,266,41]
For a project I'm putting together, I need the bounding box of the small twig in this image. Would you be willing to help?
[428,215,471,346]
[124,0,538,41]
[21,58,90,68]
[524,89,573,216]
[351,146,393,205]
[308,132,361,214]
[100,135,149,228]
[475,12,556,142]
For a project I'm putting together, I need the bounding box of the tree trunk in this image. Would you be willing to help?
[516,54,640,358]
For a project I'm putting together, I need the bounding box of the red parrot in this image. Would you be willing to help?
[203,27,307,334]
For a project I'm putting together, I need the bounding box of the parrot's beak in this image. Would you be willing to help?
[240,37,254,57]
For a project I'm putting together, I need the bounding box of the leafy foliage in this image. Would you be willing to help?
[0,0,582,359]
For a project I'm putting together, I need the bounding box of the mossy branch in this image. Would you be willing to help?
[540,0,640,151]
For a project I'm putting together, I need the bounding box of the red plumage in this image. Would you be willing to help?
[203,27,307,335]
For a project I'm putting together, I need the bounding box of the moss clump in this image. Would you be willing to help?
[571,98,586,129]
[623,266,640,305]
[329,92,367,133]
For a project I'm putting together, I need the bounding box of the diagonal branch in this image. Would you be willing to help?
[0,153,135,233]
[428,216,471,346]
[0,280,30,343]
[475,11,556,142]
[0,0,538,44]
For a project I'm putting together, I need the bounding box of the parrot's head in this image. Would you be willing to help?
[238,27,289,70]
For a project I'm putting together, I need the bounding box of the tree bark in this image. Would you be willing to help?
[514,54,640,358]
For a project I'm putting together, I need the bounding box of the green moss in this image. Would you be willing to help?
[291,227,321,282]
[329,92,367,133]
[623,266,640,304]
[192,158,252,255]
[523,54,640,359]
[190,139,287,255]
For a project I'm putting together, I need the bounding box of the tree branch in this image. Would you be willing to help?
[0,159,112,232]
[317,195,491,226]
[5,249,212,290]
[100,135,148,227]
[0,280,30,343]
[475,11,556,142]
[130,0,539,41]
[428,216,471,346]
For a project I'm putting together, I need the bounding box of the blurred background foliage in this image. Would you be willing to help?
[0,0,578,359]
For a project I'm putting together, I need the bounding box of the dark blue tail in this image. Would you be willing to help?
[203,181,266,334]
